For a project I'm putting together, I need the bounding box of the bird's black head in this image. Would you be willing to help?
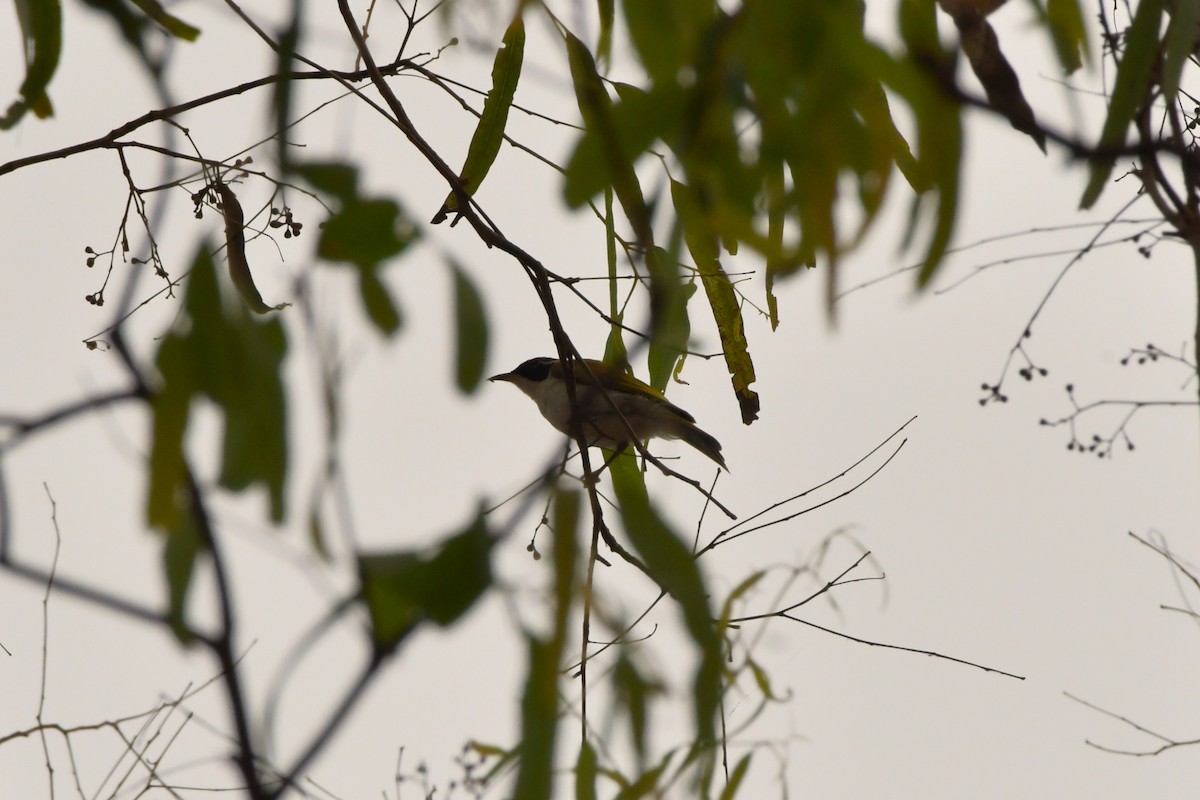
[511,357,555,382]
[489,356,556,384]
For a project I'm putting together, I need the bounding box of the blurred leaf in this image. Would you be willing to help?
[892,0,963,285]
[609,456,720,746]
[510,637,557,800]
[1044,0,1088,74]
[359,270,402,335]
[564,32,653,247]
[148,248,288,638]
[564,81,684,216]
[76,0,197,77]
[147,337,194,533]
[1080,0,1166,209]
[551,486,580,639]
[319,198,413,269]
[147,247,288,530]
[308,508,332,562]
[1162,0,1198,103]
[450,261,489,393]
[717,754,752,800]
[576,741,599,800]
[646,247,693,392]
[162,501,201,643]
[357,512,494,650]
[272,4,300,174]
[611,760,666,800]
[297,161,358,199]
[596,0,615,67]
[301,161,417,335]
[614,654,651,761]
[716,570,764,631]
[622,0,713,85]
[517,489,576,798]
[129,0,199,40]
[1,0,61,128]
[747,656,786,702]
[434,15,525,223]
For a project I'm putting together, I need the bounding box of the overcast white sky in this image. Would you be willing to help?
[2,2,1200,798]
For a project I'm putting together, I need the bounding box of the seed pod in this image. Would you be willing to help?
[215,181,288,314]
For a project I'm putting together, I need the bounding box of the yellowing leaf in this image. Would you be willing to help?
[672,181,760,424]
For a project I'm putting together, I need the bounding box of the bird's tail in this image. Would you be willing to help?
[680,424,727,470]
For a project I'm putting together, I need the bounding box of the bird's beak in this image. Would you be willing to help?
[488,372,515,383]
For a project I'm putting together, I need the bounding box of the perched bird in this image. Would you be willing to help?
[489,357,726,469]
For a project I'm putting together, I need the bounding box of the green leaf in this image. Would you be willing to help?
[1080,0,1167,209]
[357,513,494,650]
[575,741,599,800]
[717,754,752,800]
[1045,0,1089,74]
[359,270,402,336]
[596,0,615,67]
[148,247,289,638]
[318,198,413,269]
[162,503,201,644]
[301,161,417,334]
[129,0,199,40]
[609,456,720,746]
[746,656,785,702]
[1,0,61,128]
[621,0,712,86]
[147,336,194,533]
[272,5,300,174]
[611,759,666,800]
[511,638,559,800]
[716,570,764,631]
[564,81,684,216]
[671,181,760,424]
[614,654,651,761]
[645,247,693,392]
[297,162,359,200]
[1162,0,1198,103]
[450,261,489,393]
[434,15,525,223]
[564,32,653,247]
[148,247,289,528]
[550,486,580,641]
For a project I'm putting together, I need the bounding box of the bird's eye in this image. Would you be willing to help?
[514,357,553,381]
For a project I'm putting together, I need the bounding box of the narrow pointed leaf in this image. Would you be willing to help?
[717,754,752,800]
[672,181,760,424]
[610,456,720,746]
[1162,0,1198,103]
[565,32,653,247]
[2,0,61,128]
[1080,0,1167,208]
[129,0,200,40]
[451,261,489,393]
[434,16,525,222]
[1046,0,1089,74]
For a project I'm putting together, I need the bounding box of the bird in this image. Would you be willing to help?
[489,356,726,470]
